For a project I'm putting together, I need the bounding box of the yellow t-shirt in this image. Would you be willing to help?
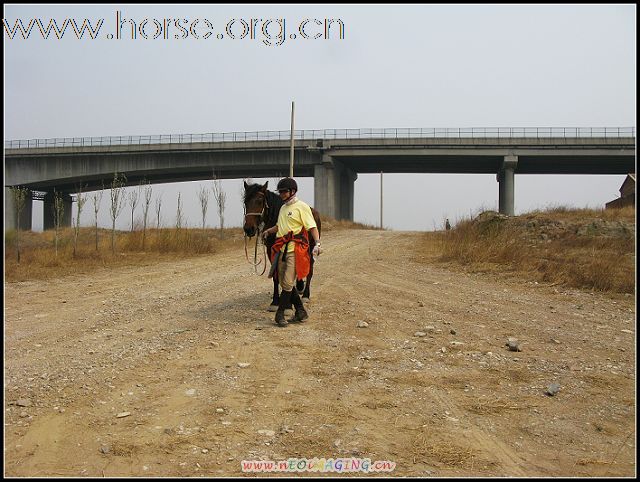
[276,199,317,253]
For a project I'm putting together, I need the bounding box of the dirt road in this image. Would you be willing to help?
[4,230,636,477]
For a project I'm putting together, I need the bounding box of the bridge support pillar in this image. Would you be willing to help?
[314,155,357,221]
[4,187,33,232]
[43,192,73,230]
[497,155,518,216]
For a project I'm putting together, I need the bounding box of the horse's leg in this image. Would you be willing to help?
[266,240,279,312]
[302,258,313,303]
[269,276,279,312]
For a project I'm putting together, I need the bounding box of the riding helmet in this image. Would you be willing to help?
[277,177,298,192]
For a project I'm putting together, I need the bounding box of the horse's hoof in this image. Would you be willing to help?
[289,309,309,323]
[268,305,278,312]
[302,297,310,304]
[275,320,288,327]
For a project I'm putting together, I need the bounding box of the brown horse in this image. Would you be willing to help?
[243,181,321,310]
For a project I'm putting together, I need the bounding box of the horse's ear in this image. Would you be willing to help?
[261,181,268,192]
[243,181,249,190]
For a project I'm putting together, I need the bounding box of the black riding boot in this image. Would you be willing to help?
[289,289,309,323]
[275,290,293,327]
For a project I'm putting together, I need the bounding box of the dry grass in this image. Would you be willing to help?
[412,433,476,467]
[320,217,385,232]
[466,397,533,415]
[4,227,243,282]
[4,218,377,283]
[417,206,635,294]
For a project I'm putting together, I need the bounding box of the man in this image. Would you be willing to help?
[261,177,321,327]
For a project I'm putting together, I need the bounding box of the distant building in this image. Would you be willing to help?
[606,173,635,209]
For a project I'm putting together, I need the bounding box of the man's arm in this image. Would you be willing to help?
[309,226,322,257]
[309,227,320,244]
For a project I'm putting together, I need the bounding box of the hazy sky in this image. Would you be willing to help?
[4,4,636,231]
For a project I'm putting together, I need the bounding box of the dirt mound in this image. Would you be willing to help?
[471,210,635,243]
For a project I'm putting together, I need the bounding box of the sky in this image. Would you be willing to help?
[3,4,637,231]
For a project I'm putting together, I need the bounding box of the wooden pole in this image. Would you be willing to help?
[289,101,295,178]
[380,171,383,229]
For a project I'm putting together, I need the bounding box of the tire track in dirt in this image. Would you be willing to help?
[430,388,528,476]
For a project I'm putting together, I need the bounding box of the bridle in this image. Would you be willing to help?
[243,192,269,275]
[243,191,269,230]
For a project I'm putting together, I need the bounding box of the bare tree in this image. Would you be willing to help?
[109,172,127,253]
[175,192,184,230]
[52,189,65,258]
[212,172,227,233]
[73,184,87,257]
[155,193,163,230]
[9,186,29,262]
[91,184,105,251]
[128,183,141,232]
[142,182,153,249]
[197,185,210,230]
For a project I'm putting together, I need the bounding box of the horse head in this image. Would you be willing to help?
[243,181,269,238]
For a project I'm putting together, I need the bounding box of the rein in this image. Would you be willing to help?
[243,193,269,275]
[244,232,268,275]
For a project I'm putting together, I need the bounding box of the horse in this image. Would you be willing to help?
[242,181,321,311]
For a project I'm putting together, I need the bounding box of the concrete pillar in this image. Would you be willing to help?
[340,167,357,220]
[314,155,337,219]
[5,187,33,232]
[43,191,73,230]
[497,155,518,216]
[314,155,356,221]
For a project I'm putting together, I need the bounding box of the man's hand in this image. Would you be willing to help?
[312,241,322,258]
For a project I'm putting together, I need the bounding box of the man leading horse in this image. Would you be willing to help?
[260,177,322,327]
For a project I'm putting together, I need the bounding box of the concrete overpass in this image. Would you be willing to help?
[4,127,636,230]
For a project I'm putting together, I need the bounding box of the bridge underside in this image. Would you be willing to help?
[4,137,635,231]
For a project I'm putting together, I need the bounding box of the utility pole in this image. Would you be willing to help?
[380,171,383,229]
[289,101,295,178]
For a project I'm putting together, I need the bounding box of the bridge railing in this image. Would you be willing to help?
[4,127,635,149]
